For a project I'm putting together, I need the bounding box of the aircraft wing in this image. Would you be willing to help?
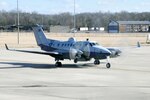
[5,44,61,57]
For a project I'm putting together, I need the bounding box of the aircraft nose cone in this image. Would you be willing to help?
[96,46,111,56]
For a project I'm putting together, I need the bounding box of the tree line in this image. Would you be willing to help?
[0,10,150,31]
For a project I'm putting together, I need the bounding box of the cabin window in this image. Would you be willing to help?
[92,43,96,46]
[73,44,75,47]
[49,43,52,46]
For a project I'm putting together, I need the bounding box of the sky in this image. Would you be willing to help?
[0,0,150,14]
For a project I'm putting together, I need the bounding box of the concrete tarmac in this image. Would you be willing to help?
[0,47,150,100]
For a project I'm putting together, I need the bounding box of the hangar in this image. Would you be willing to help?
[108,21,150,33]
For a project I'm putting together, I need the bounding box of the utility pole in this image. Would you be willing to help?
[40,14,44,25]
[17,0,20,44]
[73,0,76,37]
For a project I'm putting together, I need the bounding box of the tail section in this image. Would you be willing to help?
[32,25,49,46]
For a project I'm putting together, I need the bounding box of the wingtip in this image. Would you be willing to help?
[5,44,9,50]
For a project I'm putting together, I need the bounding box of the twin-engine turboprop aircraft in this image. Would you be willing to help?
[5,25,121,68]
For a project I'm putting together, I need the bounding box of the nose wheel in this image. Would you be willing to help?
[106,63,111,68]
[55,62,62,67]
[106,56,111,68]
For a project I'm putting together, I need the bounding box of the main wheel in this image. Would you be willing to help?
[55,62,62,67]
[94,60,100,65]
[97,60,100,65]
[74,58,78,63]
[106,63,111,68]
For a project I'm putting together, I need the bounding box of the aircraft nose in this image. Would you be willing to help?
[103,49,111,56]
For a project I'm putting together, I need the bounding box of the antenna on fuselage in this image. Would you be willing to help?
[86,38,89,41]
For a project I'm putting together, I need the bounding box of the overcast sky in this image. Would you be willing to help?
[0,0,150,14]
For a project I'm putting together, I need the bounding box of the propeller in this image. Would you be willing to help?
[82,43,90,59]
[69,40,91,62]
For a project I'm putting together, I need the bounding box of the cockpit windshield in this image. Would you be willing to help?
[89,42,99,46]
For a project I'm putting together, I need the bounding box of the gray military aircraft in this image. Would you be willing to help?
[5,25,121,68]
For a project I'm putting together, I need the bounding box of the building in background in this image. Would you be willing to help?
[50,25,70,33]
[108,21,119,33]
[108,21,150,33]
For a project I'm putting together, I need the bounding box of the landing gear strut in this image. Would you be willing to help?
[94,59,100,65]
[55,62,62,67]
[106,56,111,68]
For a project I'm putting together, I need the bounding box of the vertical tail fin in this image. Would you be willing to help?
[32,25,49,46]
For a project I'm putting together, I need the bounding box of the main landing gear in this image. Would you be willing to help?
[94,59,100,65]
[55,61,62,67]
[94,58,111,69]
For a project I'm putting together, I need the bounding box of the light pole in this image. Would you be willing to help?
[73,0,76,37]
[17,0,20,44]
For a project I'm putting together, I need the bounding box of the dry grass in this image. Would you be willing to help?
[0,32,148,48]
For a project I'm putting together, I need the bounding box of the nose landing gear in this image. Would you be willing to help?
[106,56,111,68]
[94,56,111,68]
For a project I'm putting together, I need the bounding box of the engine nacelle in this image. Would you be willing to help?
[69,48,83,59]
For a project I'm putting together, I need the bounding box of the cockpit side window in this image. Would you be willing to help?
[89,43,93,46]
[85,43,88,46]
[89,42,99,46]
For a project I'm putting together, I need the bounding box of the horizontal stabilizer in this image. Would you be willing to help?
[4,44,61,56]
